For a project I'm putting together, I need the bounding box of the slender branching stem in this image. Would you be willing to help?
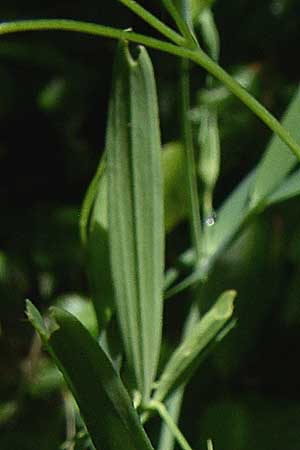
[117,0,186,46]
[162,0,197,48]
[148,400,194,450]
[0,19,300,161]
[180,57,202,261]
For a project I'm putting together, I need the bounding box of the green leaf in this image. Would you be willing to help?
[250,87,300,207]
[157,301,200,450]
[209,88,300,256]
[26,300,155,450]
[26,299,50,339]
[82,140,188,333]
[107,43,164,402]
[266,169,300,206]
[154,291,236,403]
[0,401,18,425]
[54,293,98,338]
[202,171,255,258]
[86,223,114,330]
[87,175,114,330]
[80,156,115,330]
[172,175,259,291]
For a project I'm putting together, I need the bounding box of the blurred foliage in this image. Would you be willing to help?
[0,0,300,449]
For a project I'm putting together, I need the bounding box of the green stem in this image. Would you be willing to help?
[203,188,213,219]
[162,0,197,48]
[190,49,300,162]
[1,19,300,161]
[148,400,194,450]
[180,58,202,261]
[207,439,214,450]
[165,199,267,296]
[117,0,186,46]
[79,153,106,245]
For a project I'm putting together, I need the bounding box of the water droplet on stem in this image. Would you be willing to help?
[205,211,217,227]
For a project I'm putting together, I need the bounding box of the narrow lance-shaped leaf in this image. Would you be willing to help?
[210,88,300,255]
[153,291,236,403]
[80,154,115,331]
[87,169,116,330]
[178,87,300,274]
[266,168,300,206]
[157,301,200,450]
[82,138,187,333]
[107,43,164,402]
[174,83,300,292]
[250,87,300,207]
[206,170,256,258]
[26,300,155,450]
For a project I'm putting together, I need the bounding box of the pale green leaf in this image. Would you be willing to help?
[209,88,300,256]
[157,301,200,450]
[250,87,300,207]
[26,298,50,339]
[202,170,255,258]
[266,169,300,205]
[154,291,236,403]
[107,43,164,402]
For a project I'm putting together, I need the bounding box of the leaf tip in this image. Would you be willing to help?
[25,299,49,339]
[215,290,236,319]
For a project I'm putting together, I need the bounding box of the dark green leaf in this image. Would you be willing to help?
[26,300,155,450]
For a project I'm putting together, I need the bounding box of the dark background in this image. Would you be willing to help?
[1,1,300,449]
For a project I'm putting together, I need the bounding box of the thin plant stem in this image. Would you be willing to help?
[203,188,213,219]
[148,400,194,450]
[165,200,266,296]
[63,391,76,450]
[162,0,197,48]
[117,0,186,46]
[157,299,200,450]
[79,154,106,245]
[180,57,202,261]
[207,439,214,450]
[1,20,300,161]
